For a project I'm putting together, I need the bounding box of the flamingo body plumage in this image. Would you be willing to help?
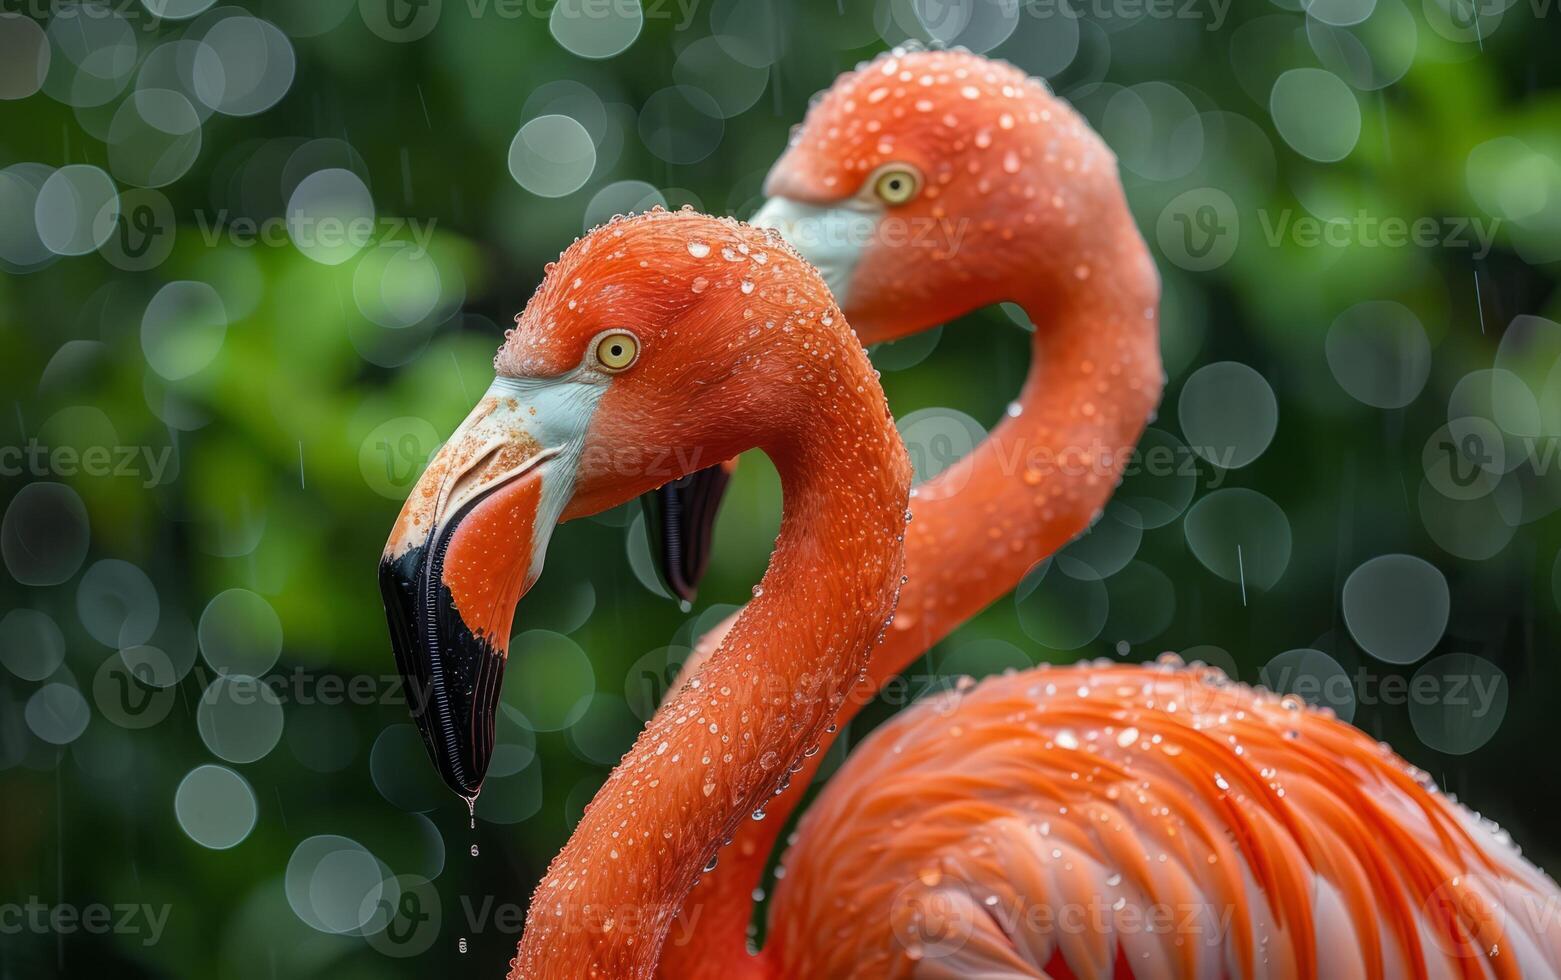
[762,659,1559,979]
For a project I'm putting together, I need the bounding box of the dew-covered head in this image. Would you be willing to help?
[754,48,1147,341]
[497,207,860,518]
[379,208,866,799]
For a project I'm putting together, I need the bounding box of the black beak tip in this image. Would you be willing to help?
[379,545,505,801]
[665,567,699,605]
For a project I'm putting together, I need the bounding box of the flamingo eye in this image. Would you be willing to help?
[594,331,640,372]
[873,168,920,205]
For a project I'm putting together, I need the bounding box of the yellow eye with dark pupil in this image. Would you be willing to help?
[874,169,919,205]
[595,332,639,371]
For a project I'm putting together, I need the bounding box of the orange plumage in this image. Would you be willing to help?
[654,49,1561,980]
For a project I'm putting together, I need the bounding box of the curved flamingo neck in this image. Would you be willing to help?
[661,204,1162,980]
[508,347,910,980]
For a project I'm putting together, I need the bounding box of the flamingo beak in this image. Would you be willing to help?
[378,376,600,799]
[750,195,874,307]
[643,458,737,603]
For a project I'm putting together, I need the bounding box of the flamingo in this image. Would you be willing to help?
[379,208,915,977]
[637,49,1561,978]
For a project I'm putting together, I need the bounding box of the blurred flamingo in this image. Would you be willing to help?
[645,49,1561,978]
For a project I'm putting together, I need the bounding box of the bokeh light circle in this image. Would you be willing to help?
[870,324,944,373]
[490,702,539,778]
[285,168,375,265]
[199,589,283,676]
[370,723,447,812]
[352,242,443,328]
[0,164,56,269]
[285,835,390,934]
[549,0,643,58]
[937,637,1031,682]
[709,0,785,67]
[1408,653,1508,755]
[1,610,66,681]
[584,180,666,232]
[638,87,724,165]
[0,14,49,100]
[1184,488,1292,590]
[142,280,227,380]
[43,4,137,109]
[2,482,90,586]
[1306,0,1417,90]
[26,682,92,745]
[35,164,119,256]
[990,1,1079,78]
[1304,0,1377,26]
[175,764,257,849]
[504,630,595,732]
[1417,477,1518,560]
[107,89,203,188]
[1342,554,1449,665]
[1325,301,1432,408]
[1270,68,1361,162]
[672,36,768,118]
[76,558,160,647]
[1177,361,1279,469]
[1115,428,1199,529]
[1016,562,1109,651]
[1057,505,1142,580]
[1260,648,1356,723]
[1102,82,1204,182]
[142,0,219,16]
[508,115,596,198]
[474,757,544,825]
[567,694,642,766]
[197,674,284,763]
[191,14,296,117]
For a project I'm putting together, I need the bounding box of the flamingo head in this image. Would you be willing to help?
[379,208,849,798]
[755,48,1139,342]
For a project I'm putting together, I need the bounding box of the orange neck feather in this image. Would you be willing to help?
[661,195,1163,979]
[508,330,912,980]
